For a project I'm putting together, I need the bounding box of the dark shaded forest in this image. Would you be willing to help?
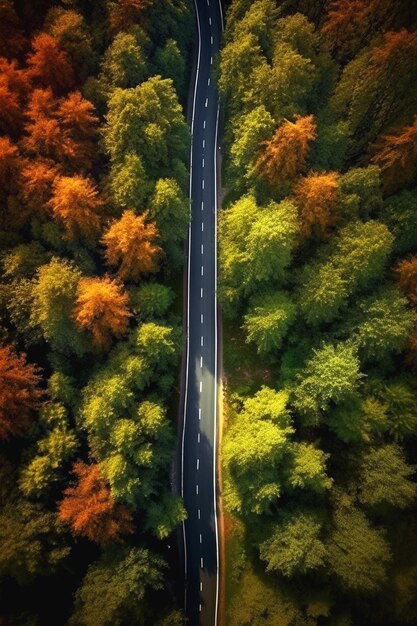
[0,0,193,624]
[218,1,417,624]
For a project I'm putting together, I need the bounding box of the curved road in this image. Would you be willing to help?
[181,0,223,624]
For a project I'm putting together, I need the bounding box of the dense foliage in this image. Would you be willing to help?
[0,0,193,623]
[219,1,417,625]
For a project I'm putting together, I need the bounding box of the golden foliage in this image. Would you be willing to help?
[294,171,340,239]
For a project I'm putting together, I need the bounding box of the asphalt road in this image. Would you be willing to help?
[181,0,223,624]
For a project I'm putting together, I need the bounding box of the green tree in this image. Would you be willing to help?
[129,283,174,320]
[0,463,69,584]
[103,77,189,183]
[219,195,299,309]
[298,221,393,325]
[294,342,363,423]
[348,287,415,361]
[287,443,333,493]
[154,39,185,97]
[146,491,187,539]
[243,291,296,355]
[109,153,152,211]
[327,501,391,593]
[149,178,189,261]
[260,510,326,577]
[45,7,94,80]
[30,258,88,355]
[229,105,275,184]
[358,444,416,509]
[103,32,148,89]
[69,547,164,626]
[223,388,293,515]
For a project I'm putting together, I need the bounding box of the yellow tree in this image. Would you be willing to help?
[254,115,316,187]
[101,210,161,282]
[49,175,103,241]
[293,171,340,239]
[73,276,131,348]
[370,116,417,194]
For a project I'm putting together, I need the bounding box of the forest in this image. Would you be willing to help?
[0,0,193,624]
[218,0,417,625]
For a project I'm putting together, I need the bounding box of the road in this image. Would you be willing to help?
[181,0,223,624]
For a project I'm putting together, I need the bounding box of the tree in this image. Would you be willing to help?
[26,33,74,93]
[129,283,174,319]
[0,74,22,135]
[103,77,189,182]
[294,342,363,422]
[146,491,187,539]
[223,388,293,515]
[49,175,103,241]
[45,7,94,80]
[22,88,64,159]
[321,0,375,61]
[109,153,151,211]
[298,221,394,325]
[348,287,415,361]
[219,195,299,308]
[370,116,417,194]
[109,0,152,34]
[228,568,307,626]
[154,39,185,96]
[0,136,21,192]
[31,258,87,355]
[103,32,148,88]
[288,443,333,493]
[358,444,416,509]
[243,291,296,355]
[19,425,78,496]
[327,502,391,592]
[254,115,317,187]
[58,462,134,546]
[0,464,70,584]
[19,159,60,215]
[395,255,417,305]
[0,0,26,58]
[218,33,264,112]
[332,29,417,157]
[293,171,340,239]
[102,210,161,282]
[57,91,99,170]
[149,178,189,259]
[0,345,43,440]
[260,511,326,577]
[136,322,179,371]
[74,276,131,348]
[229,105,275,183]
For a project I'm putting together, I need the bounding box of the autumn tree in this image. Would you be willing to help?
[332,29,417,157]
[101,210,161,282]
[19,159,60,215]
[22,88,65,160]
[74,276,131,348]
[395,255,417,305]
[0,345,43,440]
[109,0,152,34]
[26,33,74,93]
[57,91,99,170]
[370,116,417,194]
[58,462,134,546]
[0,74,22,135]
[0,0,26,58]
[0,137,22,193]
[293,171,340,239]
[49,175,103,241]
[254,115,317,187]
